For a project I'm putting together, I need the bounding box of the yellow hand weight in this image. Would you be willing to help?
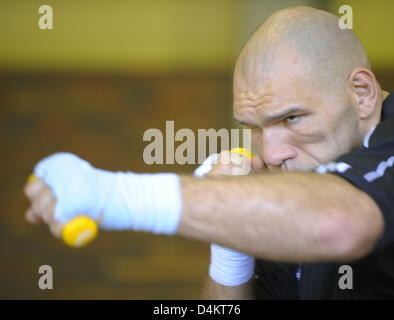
[230,147,255,161]
[27,174,98,248]
[62,216,98,248]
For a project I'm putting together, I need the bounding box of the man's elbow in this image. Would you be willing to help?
[323,199,384,262]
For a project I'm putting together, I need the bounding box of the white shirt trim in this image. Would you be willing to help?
[363,156,394,182]
[363,125,377,148]
[315,162,351,174]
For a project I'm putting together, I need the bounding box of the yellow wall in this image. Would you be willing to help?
[329,0,394,70]
[0,0,242,73]
[0,0,392,73]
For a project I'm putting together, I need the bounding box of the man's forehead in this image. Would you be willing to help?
[234,54,307,99]
[233,75,316,124]
[233,72,305,105]
[234,58,274,95]
[233,77,274,102]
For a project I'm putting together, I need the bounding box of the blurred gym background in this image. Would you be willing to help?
[0,0,393,299]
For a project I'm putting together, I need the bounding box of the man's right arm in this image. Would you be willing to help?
[199,151,261,300]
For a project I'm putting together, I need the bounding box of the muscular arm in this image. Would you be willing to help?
[24,155,384,269]
[177,171,384,262]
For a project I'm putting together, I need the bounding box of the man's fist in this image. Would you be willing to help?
[24,152,183,236]
[23,153,105,239]
[206,150,265,178]
[24,176,63,239]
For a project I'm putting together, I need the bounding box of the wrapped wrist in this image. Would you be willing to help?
[34,152,183,235]
[209,243,255,286]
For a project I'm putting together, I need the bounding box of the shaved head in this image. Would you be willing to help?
[236,6,370,95]
[233,6,382,171]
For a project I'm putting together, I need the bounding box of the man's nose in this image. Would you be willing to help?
[260,138,297,168]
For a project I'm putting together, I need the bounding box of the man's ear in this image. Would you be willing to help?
[347,68,378,119]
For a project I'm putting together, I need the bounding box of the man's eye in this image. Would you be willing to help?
[284,115,300,124]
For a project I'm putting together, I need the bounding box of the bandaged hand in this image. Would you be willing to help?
[24,152,182,236]
[194,150,262,286]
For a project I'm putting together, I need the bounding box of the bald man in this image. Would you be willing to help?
[24,6,394,299]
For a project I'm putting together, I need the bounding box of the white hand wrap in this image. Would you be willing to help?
[209,243,255,286]
[34,152,182,234]
[194,154,255,286]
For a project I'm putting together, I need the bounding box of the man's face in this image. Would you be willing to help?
[233,50,362,172]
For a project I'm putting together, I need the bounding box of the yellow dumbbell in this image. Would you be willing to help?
[27,174,98,248]
[230,147,255,161]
